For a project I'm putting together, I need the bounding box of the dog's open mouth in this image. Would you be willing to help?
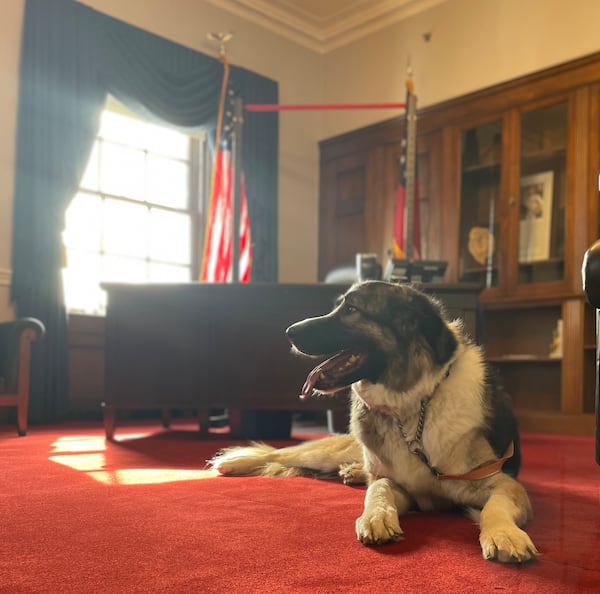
[301,348,369,398]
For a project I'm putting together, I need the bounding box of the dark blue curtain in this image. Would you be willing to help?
[13,0,278,421]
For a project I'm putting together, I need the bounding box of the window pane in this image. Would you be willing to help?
[63,106,203,316]
[459,121,502,288]
[149,262,190,282]
[518,103,567,285]
[62,250,102,314]
[100,110,147,149]
[104,199,148,258]
[102,255,147,283]
[150,209,190,264]
[80,142,99,191]
[64,192,102,251]
[100,142,145,200]
[146,155,189,208]
[145,122,189,159]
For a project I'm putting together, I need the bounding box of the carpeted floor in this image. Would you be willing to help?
[1,421,599,593]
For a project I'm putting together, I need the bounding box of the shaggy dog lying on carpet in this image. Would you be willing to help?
[210,281,538,563]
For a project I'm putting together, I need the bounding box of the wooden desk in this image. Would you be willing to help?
[102,282,480,439]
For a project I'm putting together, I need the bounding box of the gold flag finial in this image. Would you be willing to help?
[207,32,233,60]
[405,56,414,95]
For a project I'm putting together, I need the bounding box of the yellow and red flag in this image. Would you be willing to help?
[393,78,421,260]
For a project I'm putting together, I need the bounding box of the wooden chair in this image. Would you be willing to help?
[0,318,45,436]
[582,240,600,464]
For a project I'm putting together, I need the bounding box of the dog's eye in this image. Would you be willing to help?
[343,304,358,315]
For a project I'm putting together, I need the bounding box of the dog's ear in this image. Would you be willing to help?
[389,289,457,365]
[412,294,458,365]
[420,313,457,365]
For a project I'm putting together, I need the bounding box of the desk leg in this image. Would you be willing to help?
[228,408,243,438]
[327,408,350,434]
[103,404,117,441]
[198,409,209,437]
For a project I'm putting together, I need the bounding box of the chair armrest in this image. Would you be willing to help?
[582,239,600,308]
[0,318,45,393]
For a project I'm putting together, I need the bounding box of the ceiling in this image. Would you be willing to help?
[205,0,446,53]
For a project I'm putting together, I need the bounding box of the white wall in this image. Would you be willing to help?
[2,0,600,319]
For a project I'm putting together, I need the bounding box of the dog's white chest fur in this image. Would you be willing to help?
[351,344,489,504]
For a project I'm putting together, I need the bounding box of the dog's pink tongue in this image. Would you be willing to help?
[300,349,365,398]
[300,366,323,398]
[300,356,331,398]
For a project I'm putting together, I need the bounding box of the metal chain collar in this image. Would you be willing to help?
[395,367,452,477]
[395,396,440,477]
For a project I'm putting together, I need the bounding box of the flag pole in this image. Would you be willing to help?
[404,69,417,263]
[201,33,232,281]
[231,96,244,283]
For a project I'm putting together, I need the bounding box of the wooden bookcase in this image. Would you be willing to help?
[319,52,600,435]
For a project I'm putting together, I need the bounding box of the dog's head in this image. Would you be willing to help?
[286,281,458,397]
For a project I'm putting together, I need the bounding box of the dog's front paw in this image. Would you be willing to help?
[480,526,538,563]
[355,506,403,545]
[339,462,367,485]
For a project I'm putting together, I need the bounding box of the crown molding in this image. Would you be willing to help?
[205,0,446,54]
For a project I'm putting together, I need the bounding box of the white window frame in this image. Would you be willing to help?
[62,100,209,315]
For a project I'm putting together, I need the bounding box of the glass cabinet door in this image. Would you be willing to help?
[459,121,502,288]
[518,102,567,285]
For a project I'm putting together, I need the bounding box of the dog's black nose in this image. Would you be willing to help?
[285,323,298,340]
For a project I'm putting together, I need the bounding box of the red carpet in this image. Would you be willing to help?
[1,422,599,593]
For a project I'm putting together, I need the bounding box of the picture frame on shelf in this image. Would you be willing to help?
[519,171,554,263]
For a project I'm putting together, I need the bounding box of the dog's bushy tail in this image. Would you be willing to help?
[208,433,362,479]
[208,442,306,477]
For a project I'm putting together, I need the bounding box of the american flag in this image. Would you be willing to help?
[393,78,421,260]
[201,73,252,282]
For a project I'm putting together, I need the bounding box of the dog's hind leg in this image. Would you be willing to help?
[477,475,538,563]
[208,433,361,478]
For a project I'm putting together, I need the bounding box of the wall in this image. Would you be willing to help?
[0,0,23,320]
[2,0,600,320]
[321,0,600,138]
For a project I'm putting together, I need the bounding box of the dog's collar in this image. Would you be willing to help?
[394,366,449,476]
[436,441,515,481]
[394,366,514,481]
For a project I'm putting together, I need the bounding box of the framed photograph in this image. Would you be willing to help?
[519,171,554,263]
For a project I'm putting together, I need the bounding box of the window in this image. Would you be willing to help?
[63,105,207,314]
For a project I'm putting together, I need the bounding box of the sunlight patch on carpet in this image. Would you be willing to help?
[48,434,218,485]
[50,435,107,453]
[88,468,218,485]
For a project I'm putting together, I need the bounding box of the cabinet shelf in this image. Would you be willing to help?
[521,147,566,161]
[460,147,564,173]
[489,355,561,363]
[462,161,501,174]
[517,257,564,268]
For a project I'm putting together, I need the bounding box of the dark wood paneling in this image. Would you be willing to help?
[319,153,369,278]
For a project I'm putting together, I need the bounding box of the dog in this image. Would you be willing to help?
[209,281,538,563]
